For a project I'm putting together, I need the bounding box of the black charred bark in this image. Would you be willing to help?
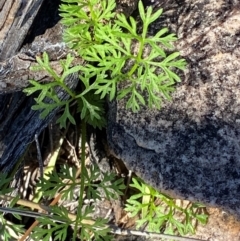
[0,0,78,173]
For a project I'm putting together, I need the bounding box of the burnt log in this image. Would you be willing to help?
[0,0,67,93]
[0,0,80,173]
[0,0,44,61]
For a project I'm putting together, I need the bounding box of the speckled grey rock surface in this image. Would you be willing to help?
[107,0,240,218]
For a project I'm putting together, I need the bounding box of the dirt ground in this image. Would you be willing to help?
[189,207,240,241]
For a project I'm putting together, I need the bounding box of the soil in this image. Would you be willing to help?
[191,207,240,241]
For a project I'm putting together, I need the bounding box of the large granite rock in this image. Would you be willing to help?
[107,0,240,218]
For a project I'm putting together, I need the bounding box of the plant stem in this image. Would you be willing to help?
[73,120,87,240]
[128,38,145,78]
[58,81,76,98]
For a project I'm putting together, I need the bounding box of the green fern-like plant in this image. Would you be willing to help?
[125,177,208,235]
[31,164,125,241]
[24,0,186,129]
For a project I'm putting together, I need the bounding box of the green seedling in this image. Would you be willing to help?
[24,0,186,129]
[125,177,208,235]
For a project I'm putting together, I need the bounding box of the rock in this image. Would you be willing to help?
[107,0,240,219]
